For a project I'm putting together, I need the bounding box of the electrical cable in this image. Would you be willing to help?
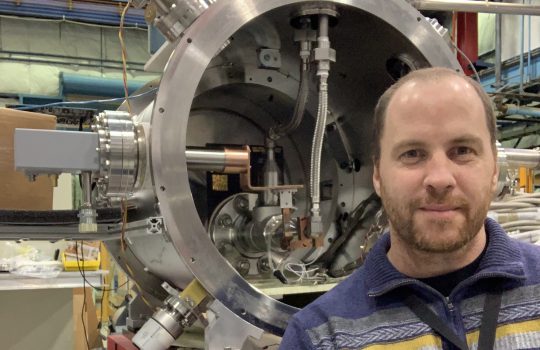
[0,12,146,30]
[449,12,481,82]
[119,0,133,115]
[451,41,481,83]
[13,88,157,111]
[75,240,131,349]
[78,241,90,350]
[75,242,129,292]
[490,191,540,243]
[114,2,154,309]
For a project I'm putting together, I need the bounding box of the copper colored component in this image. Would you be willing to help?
[223,147,250,174]
[240,146,303,192]
[282,216,324,250]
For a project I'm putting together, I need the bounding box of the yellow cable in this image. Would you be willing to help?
[119,0,133,115]
[119,0,154,312]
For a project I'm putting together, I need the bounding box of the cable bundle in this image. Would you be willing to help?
[489,192,540,244]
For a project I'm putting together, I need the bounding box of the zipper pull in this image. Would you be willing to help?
[446,297,455,311]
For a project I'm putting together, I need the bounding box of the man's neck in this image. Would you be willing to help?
[387,228,487,279]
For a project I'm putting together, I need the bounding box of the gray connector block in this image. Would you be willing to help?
[14,129,100,175]
[314,47,336,62]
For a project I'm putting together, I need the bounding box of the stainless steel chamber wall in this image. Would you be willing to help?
[8,0,540,345]
[134,0,462,335]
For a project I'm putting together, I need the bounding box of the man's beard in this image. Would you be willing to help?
[380,184,490,253]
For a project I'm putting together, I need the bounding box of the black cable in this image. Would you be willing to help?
[75,241,131,348]
[74,243,129,292]
[318,193,380,266]
[77,241,91,350]
[99,287,106,331]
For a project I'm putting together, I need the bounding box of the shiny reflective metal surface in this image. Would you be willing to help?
[93,110,139,199]
[151,0,461,334]
[503,148,540,170]
[411,0,540,15]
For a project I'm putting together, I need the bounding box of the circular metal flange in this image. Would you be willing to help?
[93,110,139,199]
[151,0,461,335]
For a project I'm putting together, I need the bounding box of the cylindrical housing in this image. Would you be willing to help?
[412,0,540,15]
[132,318,176,350]
[186,148,249,174]
[503,148,540,169]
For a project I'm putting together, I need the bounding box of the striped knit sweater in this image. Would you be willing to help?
[280,218,540,350]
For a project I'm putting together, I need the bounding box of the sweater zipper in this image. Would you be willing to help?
[445,297,454,312]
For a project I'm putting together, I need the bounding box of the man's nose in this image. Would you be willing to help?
[422,153,457,194]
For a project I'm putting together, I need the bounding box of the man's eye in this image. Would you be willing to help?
[400,149,424,163]
[450,146,475,159]
[402,150,420,158]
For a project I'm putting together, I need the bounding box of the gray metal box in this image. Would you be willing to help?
[14,129,100,174]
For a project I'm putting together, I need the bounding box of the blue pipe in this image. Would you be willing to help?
[506,105,540,118]
[0,0,146,28]
[60,73,147,98]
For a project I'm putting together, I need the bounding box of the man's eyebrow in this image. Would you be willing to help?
[390,140,427,156]
[448,135,484,146]
[390,135,485,155]
[392,140,427,150]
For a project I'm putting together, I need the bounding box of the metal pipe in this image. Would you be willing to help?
[503,148,540,169]
[262,139,280,205]
[310,13,334,234]
[268,42,311,140]
[505,105,540,118]
[412,0,540,15]
[519,5,525,93]
[81,172,93,207]
[186,148,249,174]
[494,10,502,88]
[528,0,532,82]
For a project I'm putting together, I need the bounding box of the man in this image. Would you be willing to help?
[279,67,540,350]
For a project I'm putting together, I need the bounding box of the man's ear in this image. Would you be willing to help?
[373,160,381,197]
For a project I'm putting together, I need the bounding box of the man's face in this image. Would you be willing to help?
[373,75,498,253]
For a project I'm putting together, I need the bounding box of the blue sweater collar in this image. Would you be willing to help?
[365,218,525,297]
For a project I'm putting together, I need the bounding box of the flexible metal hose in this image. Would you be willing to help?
[310,77,329,216]
[310,14,331,220]
[269,61,310,140]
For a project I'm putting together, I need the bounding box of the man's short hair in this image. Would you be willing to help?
[372,67,497,162]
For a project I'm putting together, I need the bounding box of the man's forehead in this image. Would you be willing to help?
[383,75,488,142]
[386,75,482,118]
[391,74,472,103]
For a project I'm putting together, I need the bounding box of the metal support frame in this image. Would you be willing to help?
[456,12,478,76]
[411,0,540,15]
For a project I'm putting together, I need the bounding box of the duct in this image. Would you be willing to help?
[60,73,147,98]
[411,0,540,15]
[502,147,540,169]
[505,104,540,118]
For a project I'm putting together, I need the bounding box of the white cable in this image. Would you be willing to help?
[501,220,540,229]
[492,191,540,242]
[0,13,146,30]
[508,230,540,243]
